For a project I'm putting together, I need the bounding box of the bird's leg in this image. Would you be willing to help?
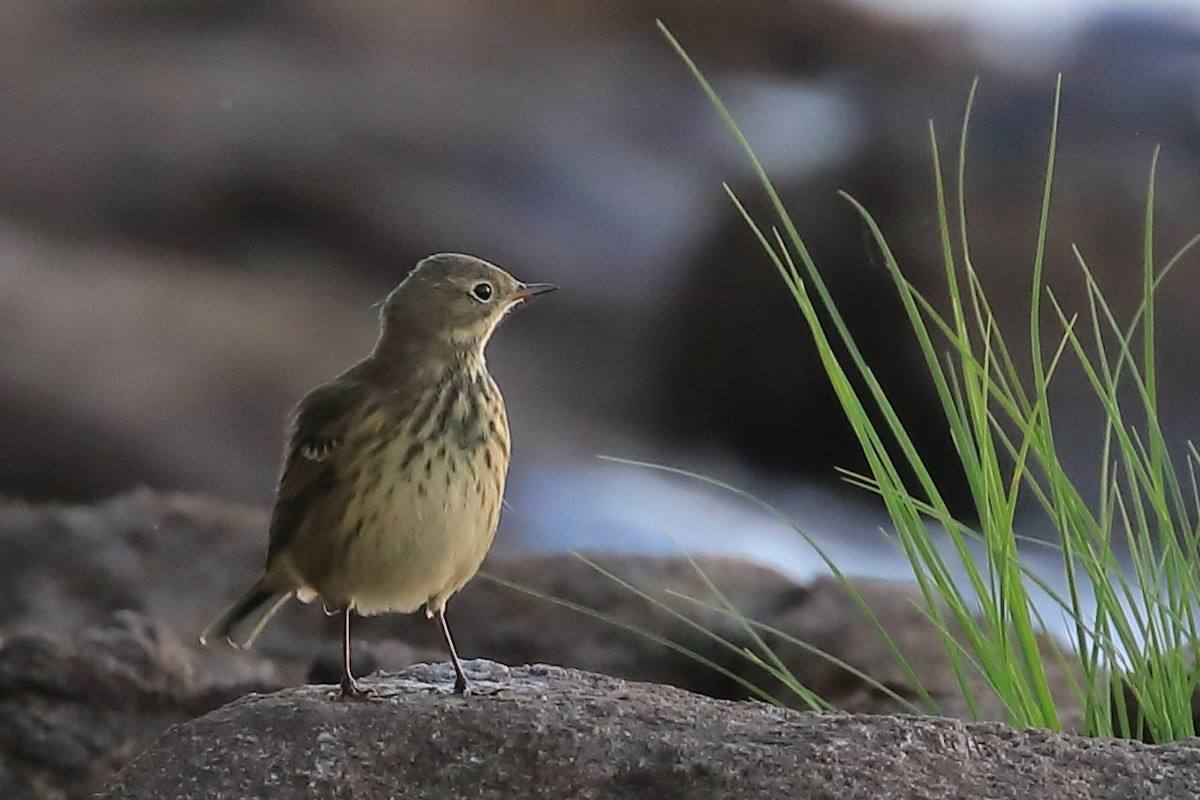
[339,605,368,698]
[435,607,469,694]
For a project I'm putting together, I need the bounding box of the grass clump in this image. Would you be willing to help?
[650,22,1200,741]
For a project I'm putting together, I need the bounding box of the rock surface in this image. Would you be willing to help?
[0,612,281,800]
[100,662,1200,800]
[0,491,1092,797]
[0,491,1079,725]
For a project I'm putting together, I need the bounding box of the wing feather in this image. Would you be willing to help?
[267,379,364,560]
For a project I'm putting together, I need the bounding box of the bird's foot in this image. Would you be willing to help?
[448,672,506,696]
[336,675,371,700]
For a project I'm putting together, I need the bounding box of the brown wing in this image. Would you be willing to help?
[266,378,364,561]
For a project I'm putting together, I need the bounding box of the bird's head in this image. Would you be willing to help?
[377,253,556,358]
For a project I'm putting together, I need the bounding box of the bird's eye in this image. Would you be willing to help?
[471,282,493,302]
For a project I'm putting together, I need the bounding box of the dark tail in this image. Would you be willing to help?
[200,582,292,648]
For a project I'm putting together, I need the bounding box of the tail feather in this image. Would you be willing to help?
[200,583,292,648]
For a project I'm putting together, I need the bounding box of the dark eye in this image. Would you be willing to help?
[471,282,493,302]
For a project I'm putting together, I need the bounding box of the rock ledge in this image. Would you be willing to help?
[101,661,1200,800]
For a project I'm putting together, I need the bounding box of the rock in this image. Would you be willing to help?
[0,491,1081,727]
[0,612,282,800]
[99,662,1200,800]
[0,611,191,707]
[0,491,271,637]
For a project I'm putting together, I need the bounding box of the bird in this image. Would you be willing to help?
[200,253,556,697]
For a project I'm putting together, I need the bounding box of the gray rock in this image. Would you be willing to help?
[100,661,1200,800]
[0,612,282,800]
[0,491,1081,726]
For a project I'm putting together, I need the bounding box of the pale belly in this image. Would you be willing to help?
[286,438,505,616]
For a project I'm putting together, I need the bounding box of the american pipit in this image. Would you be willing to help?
[201,253,555,696]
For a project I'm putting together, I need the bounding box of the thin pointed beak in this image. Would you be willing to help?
[508,282,558,302]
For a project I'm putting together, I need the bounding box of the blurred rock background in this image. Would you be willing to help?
[3,0,1200,573]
